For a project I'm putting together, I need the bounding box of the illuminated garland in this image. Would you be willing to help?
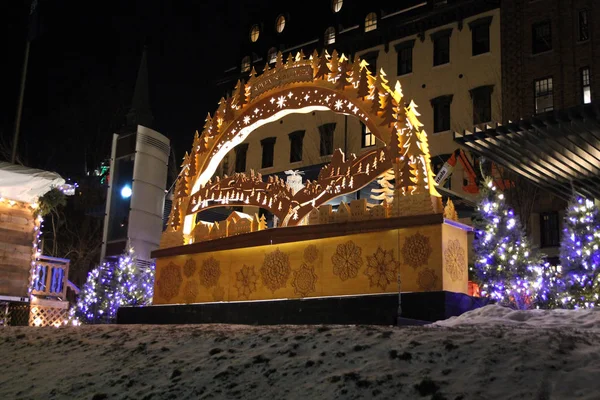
[69,248,155,324]
[558,196,600,309]
[473,179,543,309]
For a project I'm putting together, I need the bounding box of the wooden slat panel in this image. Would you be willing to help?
[0,220,35,233]
[0,262,31,274]
[0,227,33,246]
[0,242,33,257]
[0,206,35,221]
[0,280,29,296]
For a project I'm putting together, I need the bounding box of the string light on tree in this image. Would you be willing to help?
[559,196,600,309]
[473,178,543,309]
[69,247,155,324]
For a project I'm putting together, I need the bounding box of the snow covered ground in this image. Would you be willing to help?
[1,305,599,400]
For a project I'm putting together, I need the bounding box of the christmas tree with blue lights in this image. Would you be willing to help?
[70,247,155,324]
[559,196,600,308]
[473,178,543,309]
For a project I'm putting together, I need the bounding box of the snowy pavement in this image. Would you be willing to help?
[1,305,599,400]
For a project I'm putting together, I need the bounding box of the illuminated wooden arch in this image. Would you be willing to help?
[166,49,441,239]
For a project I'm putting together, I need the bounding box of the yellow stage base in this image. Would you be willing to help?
[151,214,471,305]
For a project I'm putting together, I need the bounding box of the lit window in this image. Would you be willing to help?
[362,123,375,147]
[250,25,260,42]
[268,47,277,64]
[276,15,286,33]
[582,67,592,104]
[325,27,336,45]
[579,10,589,41]
[241,56,251,73]
[534,77,553,113]
[365,12,377,32]
[332,0,343,13]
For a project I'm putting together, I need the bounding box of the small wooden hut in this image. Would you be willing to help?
[0,162,73,326]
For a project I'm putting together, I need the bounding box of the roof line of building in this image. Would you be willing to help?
[381,1,428,20]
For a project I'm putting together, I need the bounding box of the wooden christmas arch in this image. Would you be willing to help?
[168,49,441,238]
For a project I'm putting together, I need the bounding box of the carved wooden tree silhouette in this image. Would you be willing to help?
[356,65,370,99]
[315,51,332,80]
[398,159,416,190]
[335,59,350,90]
[380,94,396,127]
[232,80,246,109]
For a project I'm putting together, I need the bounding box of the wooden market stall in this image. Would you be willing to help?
[0,162,72,326]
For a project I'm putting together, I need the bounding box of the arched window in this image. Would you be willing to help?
[325,27,336,45]
[250,25,260,42]
[241,56,251,73]
[276,15,286,33]
[268,47,278,64]
[365,12,377,32]
[332,0,343,13]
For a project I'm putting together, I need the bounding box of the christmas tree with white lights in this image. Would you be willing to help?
[559,196,600,308]
[70,247,155,324]
[473,178,543,309]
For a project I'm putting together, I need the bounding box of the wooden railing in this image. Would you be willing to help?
[31,256,70,299]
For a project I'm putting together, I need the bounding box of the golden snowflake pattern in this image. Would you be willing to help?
[199,257,221,288]
[303,245,319,264]
[364,247,399,291]
[235,265,259,299]
[261,249,291,292]
[444,239,466,282]
[417,268,438,291]
[331,240,363,281]
[183,258,197,278]
[213,286,225,301]
[402,232,432,269]
[156,262,182,301]
[183,280,200,303]
[291,263,318,297]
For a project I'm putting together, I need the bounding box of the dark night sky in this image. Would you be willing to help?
[1,0,256,177]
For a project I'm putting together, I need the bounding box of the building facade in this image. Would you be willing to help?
[203,0,598,260]
[213,0,501,221]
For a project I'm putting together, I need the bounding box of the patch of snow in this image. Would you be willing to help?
[433,304,600,331]
[1,314,599,399]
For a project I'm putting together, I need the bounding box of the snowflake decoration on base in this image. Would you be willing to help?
[364,247,399,291]
[235,265,259,299]
[261,248,291,292]
[292,263,318,297]
[332,240,363,281]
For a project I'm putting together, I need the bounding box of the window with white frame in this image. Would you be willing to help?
[365,13,377,32]
[241,56,251,73]
[582,67,591,104]
[250,25,260,42]
[325,27,336,45]
[362,123,375,147]
[268,47,277,64]
[276,15,286,33]
[534,77,553,113]
[332,0,343,13]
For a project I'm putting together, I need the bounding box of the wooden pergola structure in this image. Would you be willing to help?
[454,102,600,201]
